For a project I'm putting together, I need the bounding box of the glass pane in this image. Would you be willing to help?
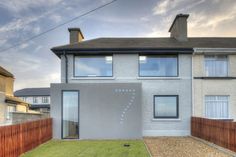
[205,95,229,119]
[74,56,112,77]
[154,96,177,118]
[139,55,177,77]
[205,55,228,76]
[62,91,79,139]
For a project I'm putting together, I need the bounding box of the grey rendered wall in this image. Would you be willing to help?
[59,54,192,136]
[51,83,142,139]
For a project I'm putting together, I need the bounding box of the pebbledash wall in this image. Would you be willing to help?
[51,53,192,138]
[193,51,236,119]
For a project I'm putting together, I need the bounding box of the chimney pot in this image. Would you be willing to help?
[169,14,189,42]
[68,28,84,44]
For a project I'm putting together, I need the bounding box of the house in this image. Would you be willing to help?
[50,14,236,139]
[14,88,50,112]
[193,47,236,119]
[0,66,29,125]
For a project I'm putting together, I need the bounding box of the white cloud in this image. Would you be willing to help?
[149,0,236,37]
[0,0,62,13]
[49,14,62,23]
[19,43,29,49]
[153,0,183,15]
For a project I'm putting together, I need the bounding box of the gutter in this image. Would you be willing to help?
[194,48,236,54]
[63,51,68,83]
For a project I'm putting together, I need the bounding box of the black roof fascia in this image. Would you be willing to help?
[52,48,193,58]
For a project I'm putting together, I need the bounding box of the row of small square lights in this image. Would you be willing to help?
[115,88,136,124]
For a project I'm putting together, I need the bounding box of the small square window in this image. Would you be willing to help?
[154,95,179,118]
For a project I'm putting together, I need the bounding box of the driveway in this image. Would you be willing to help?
[144,137,233,157]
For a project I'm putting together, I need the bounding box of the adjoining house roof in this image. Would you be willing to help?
[14,88,50,96]
[0,66,14,78]
[51,37,236,57]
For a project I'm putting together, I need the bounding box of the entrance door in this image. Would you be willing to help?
[62,91,79,139]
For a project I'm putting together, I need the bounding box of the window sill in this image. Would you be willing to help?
[151,118,181,122]
[70,77,115,80]
[137,77,181,80]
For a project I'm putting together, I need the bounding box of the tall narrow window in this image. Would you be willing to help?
[139,55,178,77]
[62,91,79,139]
[154,95,178,118]
[205,96,229,119]
[74,56,113,77]
[6,105,16,120]
[205,55,228,77]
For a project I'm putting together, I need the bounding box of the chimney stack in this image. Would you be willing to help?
[68,28,84,44]
[169,14,189,42]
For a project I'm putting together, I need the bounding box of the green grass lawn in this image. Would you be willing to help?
[21,140,150,157]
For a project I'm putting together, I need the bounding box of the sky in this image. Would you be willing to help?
[0,0,236,91]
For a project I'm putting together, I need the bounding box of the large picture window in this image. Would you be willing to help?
[154,95,178,118]
[74,56,113,77]
[205,95,229,119]
[205,55,228,77]
[62,91,79,139]
[139,55,178,77]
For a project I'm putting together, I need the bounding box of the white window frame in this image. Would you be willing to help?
[33,97,38,103]
[42,96,49,103]
[6,105,16,120]
[204,55,228,77]
[205,95,229,119]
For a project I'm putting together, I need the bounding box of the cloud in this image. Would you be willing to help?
[0,0,62,13]
[149,0,236,37]
[153,0,182,15]
[0,48,60,91]
[49,14,62,23]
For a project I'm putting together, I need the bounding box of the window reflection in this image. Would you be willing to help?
[74,56,113,77]
[139,55,178,77]
[154,96,178,118]
[62,91,79,139]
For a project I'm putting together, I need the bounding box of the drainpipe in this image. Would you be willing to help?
[63,51,68,83]
[191,50,195,117]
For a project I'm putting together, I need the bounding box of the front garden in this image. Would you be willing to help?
[21,140,150,157]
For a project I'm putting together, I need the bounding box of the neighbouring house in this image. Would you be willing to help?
[50,14,236,139]
[193,49,236,119]
[14,88,50,112]
[0,66,29,125]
